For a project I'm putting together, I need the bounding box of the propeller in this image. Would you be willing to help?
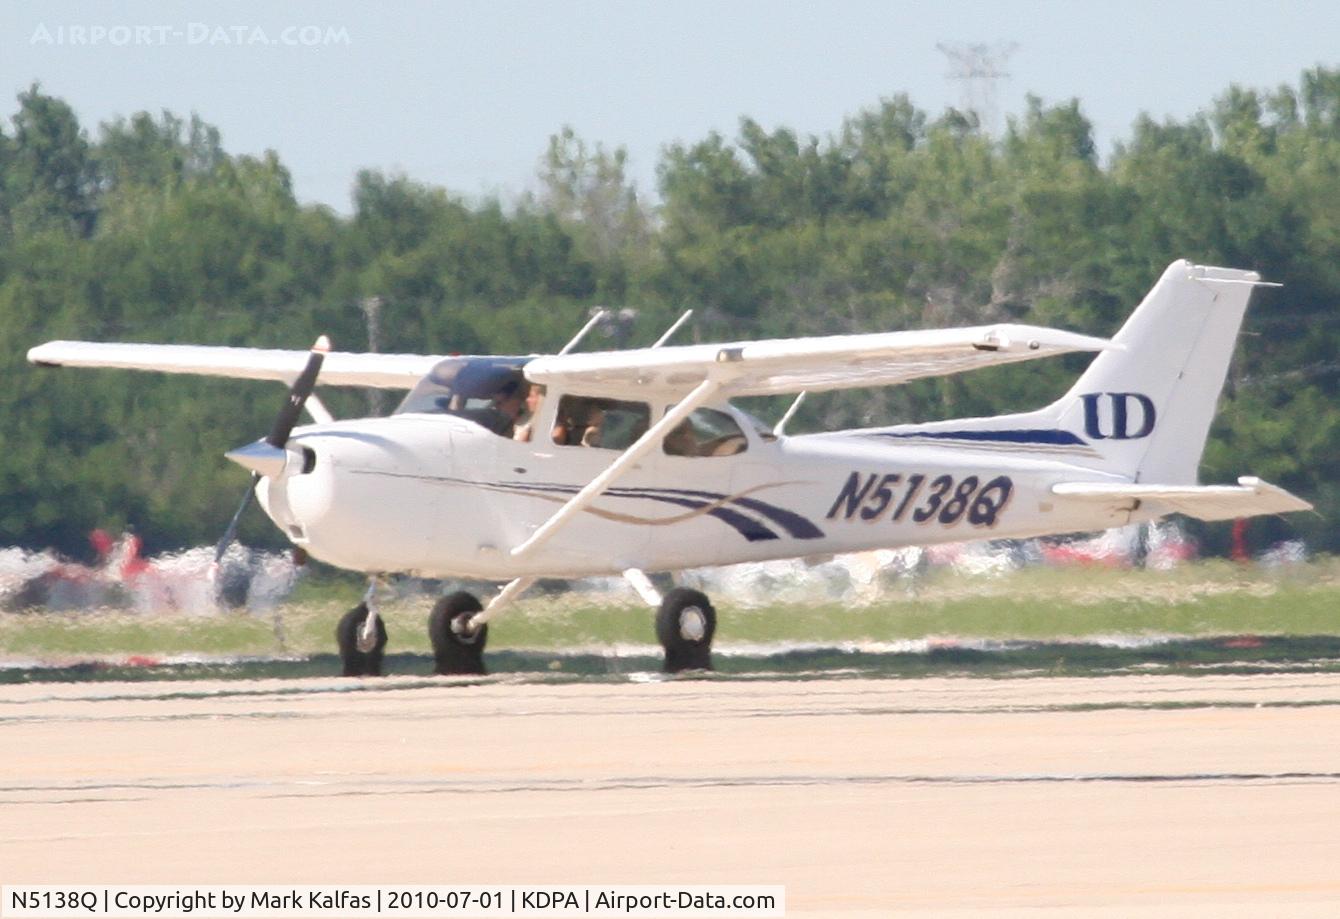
[213,335,330,565]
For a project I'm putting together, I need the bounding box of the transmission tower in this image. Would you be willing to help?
[936,41,1019,136]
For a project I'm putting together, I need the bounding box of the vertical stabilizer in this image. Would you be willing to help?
[1049,260,1268,483]
[868,261,1273,485]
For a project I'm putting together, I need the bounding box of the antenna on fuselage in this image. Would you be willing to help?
[651,309,694,349]
[558,308,610,355]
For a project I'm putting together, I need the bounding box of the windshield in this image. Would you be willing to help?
[394,357,531,433]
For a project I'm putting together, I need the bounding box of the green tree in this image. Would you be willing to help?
[4,84,97,236]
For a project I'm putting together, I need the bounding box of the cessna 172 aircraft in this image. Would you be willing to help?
[27,260,1312,676]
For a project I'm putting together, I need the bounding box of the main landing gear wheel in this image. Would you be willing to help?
[656,587,716,673]
[428,591,488,676]
[336,602,387,677]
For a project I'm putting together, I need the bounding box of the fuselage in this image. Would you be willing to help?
[257,405,1138,580]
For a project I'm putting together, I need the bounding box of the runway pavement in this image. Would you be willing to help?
[2,671,1340,916]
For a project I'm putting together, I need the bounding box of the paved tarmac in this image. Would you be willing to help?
[2,671,1340,916]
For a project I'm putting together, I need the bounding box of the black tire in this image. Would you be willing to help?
[216,558,251,609]
[336,602,388,677]
[655,587,716,673]
[428,591,488,675]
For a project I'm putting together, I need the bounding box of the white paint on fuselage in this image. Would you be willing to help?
[257,408,1139,581]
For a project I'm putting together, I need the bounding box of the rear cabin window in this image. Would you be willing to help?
[663,408,748,457]
[553,395,650,450]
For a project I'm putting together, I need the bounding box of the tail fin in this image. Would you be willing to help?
[1047,260,1271,484]
[879,261,1273,484]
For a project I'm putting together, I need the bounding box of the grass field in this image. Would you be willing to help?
[2,556,1337,660]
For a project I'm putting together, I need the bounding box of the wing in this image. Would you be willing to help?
[1051,477,1313,522]
[524,323,1117,398]
[26,341,439,389]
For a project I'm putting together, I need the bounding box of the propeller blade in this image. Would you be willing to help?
[214,334,329,569]
[266,335,330,448]
[214,473,259,565]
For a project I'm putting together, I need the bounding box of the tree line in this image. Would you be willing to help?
[2,69,1337,559]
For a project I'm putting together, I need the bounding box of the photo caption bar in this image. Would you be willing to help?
[2,886,784,918]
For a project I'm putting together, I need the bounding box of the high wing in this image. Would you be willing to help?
[524,323,1117,398]
[30,321,1114,396]
[26,341,439,389]
[1051,478,1314,522]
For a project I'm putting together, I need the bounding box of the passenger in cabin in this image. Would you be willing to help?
[514,383,546,442]
[552,404,575,445]
[550,399,600,447]
[549,395,645,448]
[579,407,606,448]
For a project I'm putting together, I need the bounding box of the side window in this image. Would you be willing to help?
[553,395,650,450]
[663,408,748,458]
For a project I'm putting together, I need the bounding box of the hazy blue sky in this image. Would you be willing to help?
[2,1,1337,212]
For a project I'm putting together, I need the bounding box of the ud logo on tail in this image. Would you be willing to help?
[1081,392,1157,440]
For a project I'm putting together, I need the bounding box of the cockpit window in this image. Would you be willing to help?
[394,357,532,436]
[553,395,650,450]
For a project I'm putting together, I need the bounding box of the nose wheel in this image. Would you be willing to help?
[336,602,387,676]
[655,587,716,673]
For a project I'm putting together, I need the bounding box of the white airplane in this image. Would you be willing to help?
[27,260,1311,676]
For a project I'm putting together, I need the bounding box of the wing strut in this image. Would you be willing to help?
[465,575,538,632]
[305,393,335,425]
[773,391,807,436]
[509,377,724,560]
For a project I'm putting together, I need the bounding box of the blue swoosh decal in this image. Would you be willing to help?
[500,481,826,543]
[872,428,1088,446]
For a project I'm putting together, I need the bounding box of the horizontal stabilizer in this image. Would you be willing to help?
[1051,477,1313,522]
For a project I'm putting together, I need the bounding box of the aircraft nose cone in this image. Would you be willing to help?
[225,441,289,478]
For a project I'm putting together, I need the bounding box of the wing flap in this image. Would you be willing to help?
[1051,477,1313,522]
[524,323,1115,397]
[27,341,438,390]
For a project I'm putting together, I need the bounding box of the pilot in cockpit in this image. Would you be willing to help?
[470,379,526,437]
[393,358,536,439]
